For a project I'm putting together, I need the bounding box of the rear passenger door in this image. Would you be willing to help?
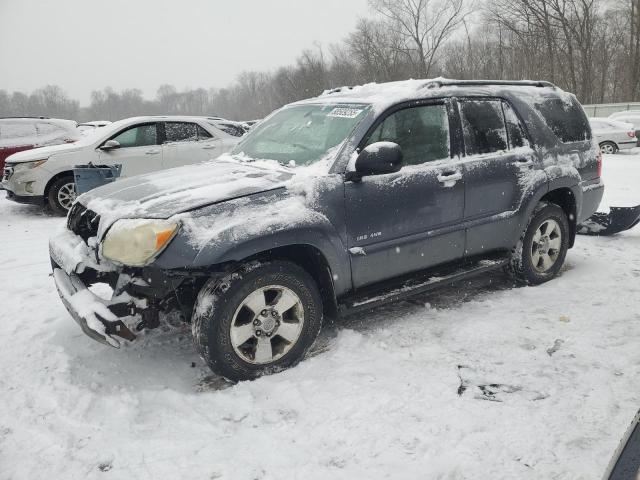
[161,122,222,168]
[98,122,162,177]
[345,101,466,288]
[455,98,535,256]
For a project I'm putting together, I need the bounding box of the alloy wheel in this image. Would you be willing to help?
[230,285,305,365]
[600,143,615,154]
[57,182,76,210]
[531,219,562,273]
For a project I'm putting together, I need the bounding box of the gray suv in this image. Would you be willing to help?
[49,79,604,381]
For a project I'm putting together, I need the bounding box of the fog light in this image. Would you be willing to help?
[25,181,35,193]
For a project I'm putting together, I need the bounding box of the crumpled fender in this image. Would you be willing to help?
[156,189,352,296]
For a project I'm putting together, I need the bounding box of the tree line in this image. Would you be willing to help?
[1,0,639,122]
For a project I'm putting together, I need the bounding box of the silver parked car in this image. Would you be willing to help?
[608,111,640,140]
[589,117,638,154]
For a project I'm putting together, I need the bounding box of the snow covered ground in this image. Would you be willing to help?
[0,152,639,480]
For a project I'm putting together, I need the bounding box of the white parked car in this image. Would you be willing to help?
[2,116,240,214]
[589,117,638,154]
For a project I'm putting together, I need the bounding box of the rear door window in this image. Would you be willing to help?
[37,122,63,136]
[459,100,508,155]
[164,122,198,143]
[365,104,450,166]
[112,123,158,148]
[197,125,213,140]
[534,97,591,143]
[213,123,245,137]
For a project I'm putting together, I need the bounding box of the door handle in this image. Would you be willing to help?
[201,145,217,150]
[145,149,160,155]
[437,171,462,184]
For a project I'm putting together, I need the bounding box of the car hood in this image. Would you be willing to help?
[6,141,86,163]
[79,158,295,228]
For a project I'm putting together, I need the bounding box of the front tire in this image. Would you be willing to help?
[508,202,570,285]
[47,176,76,215]
[192,260,323,382]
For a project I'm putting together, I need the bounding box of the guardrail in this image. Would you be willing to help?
[582,102,640,117]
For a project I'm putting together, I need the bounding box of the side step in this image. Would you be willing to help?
[338,255,510,316]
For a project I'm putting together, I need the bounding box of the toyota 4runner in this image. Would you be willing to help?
[49,79,604,381]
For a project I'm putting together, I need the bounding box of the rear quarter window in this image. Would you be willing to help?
[534,97,591,143]
[37,122,64,136]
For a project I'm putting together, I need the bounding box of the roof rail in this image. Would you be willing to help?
[422,79,556,89]
[321,86,355,96]
[0,116,50,119]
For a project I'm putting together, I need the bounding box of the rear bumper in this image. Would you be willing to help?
[618,140,638,150]
[579,179,605,223]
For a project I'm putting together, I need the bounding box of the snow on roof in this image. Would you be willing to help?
[293,78,563,113]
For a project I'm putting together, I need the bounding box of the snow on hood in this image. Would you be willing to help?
[80,157,295,230]
[5,141,86,163]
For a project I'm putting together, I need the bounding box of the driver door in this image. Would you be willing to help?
[344,101,466,288]
[98,122,162,177]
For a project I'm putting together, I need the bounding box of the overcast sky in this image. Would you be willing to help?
[0,0,370,105]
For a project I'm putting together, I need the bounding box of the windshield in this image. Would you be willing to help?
[232,103,370,166]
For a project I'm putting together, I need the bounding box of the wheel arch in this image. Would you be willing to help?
[541,187,578,247]
[244,244,339,320]
[44,170,74,198]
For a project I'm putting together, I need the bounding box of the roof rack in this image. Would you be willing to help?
[422,79,556,89]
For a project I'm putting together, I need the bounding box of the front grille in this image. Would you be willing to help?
[2,166,13,182]
[67,202,100,243]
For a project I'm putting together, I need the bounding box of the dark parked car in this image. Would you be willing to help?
[49,79,604,381]
[0,117,79,183]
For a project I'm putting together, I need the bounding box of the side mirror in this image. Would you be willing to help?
[100,139,121,151]
[347,142,403,181]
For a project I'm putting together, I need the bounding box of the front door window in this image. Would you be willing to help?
[365,104,450,166]
[112,124,157,148]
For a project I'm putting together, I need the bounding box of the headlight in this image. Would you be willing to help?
[11,159,48,171]
[101,219,179,266]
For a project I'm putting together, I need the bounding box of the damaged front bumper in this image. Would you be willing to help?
[52,267,137,347]
[49,228,193,348]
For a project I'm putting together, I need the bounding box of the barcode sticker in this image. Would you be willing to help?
[327,107,364,119]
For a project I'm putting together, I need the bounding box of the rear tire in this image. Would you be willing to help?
[507,202,569,285]
[192,260,323,382]
[599,141,618,155]
[47,176,76,215]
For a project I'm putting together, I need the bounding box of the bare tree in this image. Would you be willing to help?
[369,0,470,77]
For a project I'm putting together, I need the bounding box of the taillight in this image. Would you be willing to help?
[628,131,636,138]
[597,149,603,177]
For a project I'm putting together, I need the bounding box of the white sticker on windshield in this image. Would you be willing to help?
[327,107,364,119]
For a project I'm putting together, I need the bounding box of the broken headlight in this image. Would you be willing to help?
[101,219,179,266]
